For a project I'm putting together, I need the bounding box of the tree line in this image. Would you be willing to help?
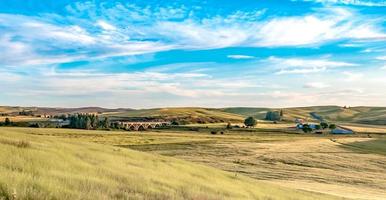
[67,114,110,130]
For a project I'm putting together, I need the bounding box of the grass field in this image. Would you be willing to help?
[0,127,344,200]
[1,127,385,199]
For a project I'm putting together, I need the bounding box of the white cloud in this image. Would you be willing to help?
[376,56,386,60]
[304,82,330,89]
[342,71,364,81]
[268,57,356,74]
[227,55,255,59]
[96,20,117,31]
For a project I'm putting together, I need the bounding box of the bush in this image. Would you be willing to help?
[171,121,179,126]
[226,122,232,129]
[210,131,217,135]
[4,118,11,126]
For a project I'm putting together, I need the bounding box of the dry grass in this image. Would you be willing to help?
[35,127,383,200]
[0,127,339,200]
[341,123,386,134]
[0,116,47,122]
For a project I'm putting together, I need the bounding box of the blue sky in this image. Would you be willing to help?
[0,0,385,108]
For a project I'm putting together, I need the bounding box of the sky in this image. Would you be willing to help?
[0,0,385,108]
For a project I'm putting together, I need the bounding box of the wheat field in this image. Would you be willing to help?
[0,127,343,200]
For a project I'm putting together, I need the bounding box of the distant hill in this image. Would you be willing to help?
[103,107,245,124]
[0,106,132,116]
[2,105,386,125]
[223,106,386,125]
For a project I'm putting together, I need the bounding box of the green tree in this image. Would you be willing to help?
[329,124,337,129]
[265,111,281,121]
[302,124,312,133]
[85,117,91,130]
[103,117,110,129]
[244,117,257,127]
[320,122,328,129]
[315,124,321,130]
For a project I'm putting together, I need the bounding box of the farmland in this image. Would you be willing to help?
[0,127,342,200]
[1,126,385,199]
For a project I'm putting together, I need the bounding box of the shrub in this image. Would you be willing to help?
[226,122,232,129]
[171,121,179,126]
[210,131,217,135]
[4,118,11,126]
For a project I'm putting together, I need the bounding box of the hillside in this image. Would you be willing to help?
[103,107,245,123]
[222,106,386,125]
[2,105,386,125]
[0,128,337,200]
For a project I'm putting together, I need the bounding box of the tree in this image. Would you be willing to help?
[315,124,321,130]
[244,117,257,127]
[103,117,110,129]
[302,124,312,133]
[4,118,11,126]
[280,109,284,117]
[85,117,91,130]
[320,122,328,129]
[265,111,281,121]
[329,124,337,129]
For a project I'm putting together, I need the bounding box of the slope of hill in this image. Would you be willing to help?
[103,107,245,123]
[0,127,337,200]
[2,105,386,125]
[0,106,133,116]
[222,106,386,125]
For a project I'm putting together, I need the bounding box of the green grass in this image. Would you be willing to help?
[0,127,339,200]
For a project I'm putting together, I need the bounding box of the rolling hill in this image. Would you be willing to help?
[2,105,386,125]
[222,106,386,125]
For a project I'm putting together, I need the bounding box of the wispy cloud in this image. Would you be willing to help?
[342,71,364,81]
[304,82,330,89]
[297,0,386,6]
[227,55,255,59]
[268,57,357,74]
